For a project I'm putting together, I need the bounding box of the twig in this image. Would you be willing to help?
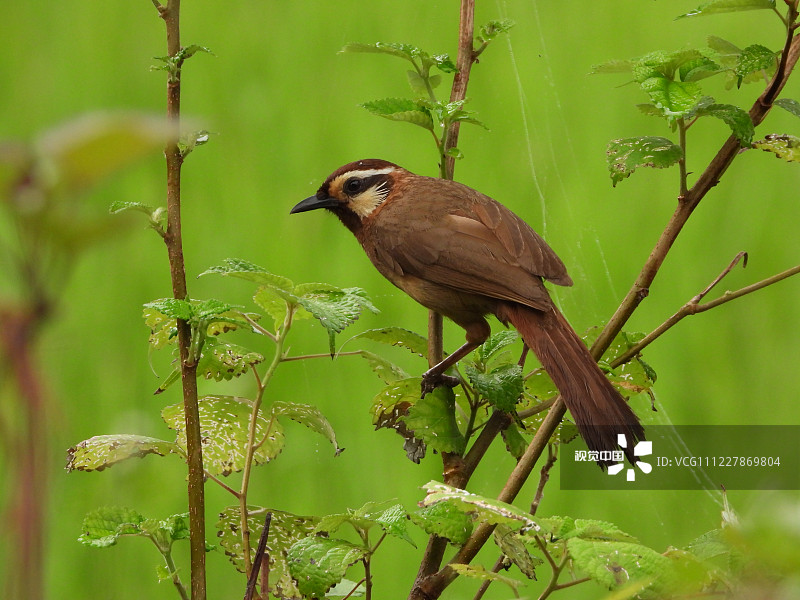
[244,511,272,600]
[613,257,800,367]
[153,1,207,598]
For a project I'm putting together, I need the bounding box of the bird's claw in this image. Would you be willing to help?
[420,372,461,397]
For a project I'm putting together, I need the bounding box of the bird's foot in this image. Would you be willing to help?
[420,371,461,397]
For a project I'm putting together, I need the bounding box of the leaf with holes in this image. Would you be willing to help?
[607,136,683,186]
[350,327,428,358]
[422,481,539,532]
[734,44,778,87]
[162,395,284,476]
[272,401,342,455]
[450,563,523,594]
[216,506,316,597]
[753,134,800,163]
[494,523,542,579]
[288,536,366,598]
[197,337,263,382]
[66,434,181,472]
[676,0,775,19]
[356,349,410,384]
[775,98,800,119]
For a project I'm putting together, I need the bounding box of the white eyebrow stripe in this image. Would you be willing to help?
[342,167,397,178]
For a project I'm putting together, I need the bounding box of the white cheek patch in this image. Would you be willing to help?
[349,182,390,218]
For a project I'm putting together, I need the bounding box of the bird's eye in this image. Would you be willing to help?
[343,177,364,195]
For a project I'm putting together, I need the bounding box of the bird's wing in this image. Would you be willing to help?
[373,196,572,311]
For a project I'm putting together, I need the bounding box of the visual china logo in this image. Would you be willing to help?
[573,434,653,482]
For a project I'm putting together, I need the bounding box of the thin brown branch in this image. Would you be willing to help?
[244,512,272,600]
[156,2,207,599]
[613,258,800,367]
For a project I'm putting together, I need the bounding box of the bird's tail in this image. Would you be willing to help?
[496,302,644,464]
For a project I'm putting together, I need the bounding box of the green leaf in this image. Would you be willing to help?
[66,434,181,472]
[477,19,515,43]
[200,258,296,297]
[315,502,414,546]
[606,136,683,186]
[411,502,473,545]
[477,330,519,363]
[752,134,800,162]
[402,387,465,454]
[422,481,539,532]
[216,506,315,598]
[272,400,342,455]
[640,76,703,119]
[370,378,426,461]
[679,56,723,82]
[298,286,378,355]
[361,98,434,131]
[501,422,528,459]
[465,363,523,412]
[372,503,416,546]
[407,70,430,97]
[567,538,669,590]
[196,337,263,383]
[734,44,778,87]
[145,298,194,321]
[449,563,523,594]
[356,349,410,384]
[590,59,635,75]
[79,506,144,548]
[162,396,284,476]
[350,327,428,358]
[494,523,542,579]
[676,0,775,19]
[568,519,639,543]
[341,41,422,64]
[287,536,366,598]
[775,98,800,119]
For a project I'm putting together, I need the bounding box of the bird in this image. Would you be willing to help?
[291,158,644,462]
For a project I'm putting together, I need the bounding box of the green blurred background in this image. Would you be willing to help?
[2,1,799,598]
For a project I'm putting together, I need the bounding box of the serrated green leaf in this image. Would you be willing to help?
[196,337,263,383]
[66,435,181,472]
[361,98,435,131]
[692,102,755,145]
[734,44,778,87]
[370,377,420,426]
[501,422,528,459]
[607,136,683,186]
[145,298,194,321]
[449,563,523,594]
[216,506,315,598]
[315,501,413,545]
[299,286,378,355]
[407,70,429,97]
[373,504,416,546]
[162,396,284,476]
[351,327,428,357]
[676,0,775,19]
[775,98,800,118]
[685,529,730,561]
[494,523,543,579]
[79,506,144,547]
[422,481,539,532]
[568,519,639,543]
[340,41,421,63]
[752,134,800,162]
[356,349,409,384]
[567,538,668,590]
[640,76,703,119]
[679,56,722,82]
[477,330,519,363]
[287,536,366,598]
[143,306,177,349]
[411,502,473,545]
[465,363,523,412]
[402,387,465,454]
[200,258,296,297]
[272,400,341,454]
[478,19,515,42]
[430,53,457,73]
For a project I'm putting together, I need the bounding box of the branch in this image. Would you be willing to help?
[155,2,207,598]
[244,512,272,600]
[613,256,800,367]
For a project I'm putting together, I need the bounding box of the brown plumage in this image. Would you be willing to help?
[291,159,644,463]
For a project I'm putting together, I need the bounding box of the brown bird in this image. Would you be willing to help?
[291,159,644,461]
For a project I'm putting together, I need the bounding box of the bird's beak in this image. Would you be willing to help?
[290,194,339,214]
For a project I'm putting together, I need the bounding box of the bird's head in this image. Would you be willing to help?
[291,159,406,227]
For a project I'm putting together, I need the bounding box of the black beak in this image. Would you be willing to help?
[290,194,339,214]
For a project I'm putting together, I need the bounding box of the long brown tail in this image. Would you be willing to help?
[496,302,644,464]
